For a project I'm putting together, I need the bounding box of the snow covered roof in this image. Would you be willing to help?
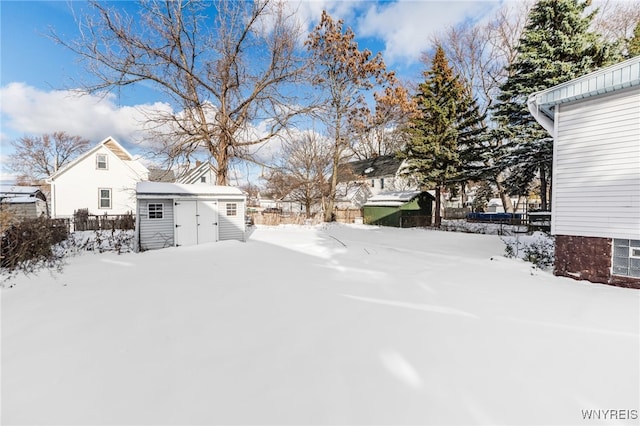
[1,196,41,204]
[136,182,244,198]
[0,185,46,202]
[528,56,640,134]
[0,185,40,194]
[363,190,429,207]
[339,155,404,181]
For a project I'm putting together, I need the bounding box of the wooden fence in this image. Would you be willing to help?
[72,210,135,232]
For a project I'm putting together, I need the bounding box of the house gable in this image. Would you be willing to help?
[48,137,149,217]
[178,162,217,184]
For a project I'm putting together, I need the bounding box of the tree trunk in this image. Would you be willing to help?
[495,173,514,213]
[214,140,229,185]
[323,153,340,222]
[434,186,442,228]
[539,165,548,211]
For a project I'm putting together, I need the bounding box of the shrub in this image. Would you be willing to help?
[502,232,555,270]
[1,217,69,274]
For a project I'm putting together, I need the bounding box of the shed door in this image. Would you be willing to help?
[174,200,218,246]
[175,201,198,246]
[197,200,218,244]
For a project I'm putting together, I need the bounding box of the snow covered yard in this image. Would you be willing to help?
[2,224,639,425]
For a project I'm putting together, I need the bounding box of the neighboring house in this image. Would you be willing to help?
[336,154,415,211]
[48,136,149,218]
[363,190,434,228]
[340,154,412,195]
[148,168,176,183]
[0,185,49,219]
[178,161,217,184]
[135,182,246,251]
[528,56,640,287]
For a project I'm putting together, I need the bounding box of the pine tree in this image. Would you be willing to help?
[492,0,617,210]
[403,46,462,227]
[628,21,640,58]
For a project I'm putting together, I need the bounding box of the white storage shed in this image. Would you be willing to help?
[136,182,246,251]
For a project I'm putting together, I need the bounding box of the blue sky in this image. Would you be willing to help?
[0,0,504,183]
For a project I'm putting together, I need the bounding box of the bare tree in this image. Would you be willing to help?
[9,132,89,182]
[306,10,397,221]
[349,82,417,160]
[263,132,331,218]
[592,0,640,56]
[52,0,310,185]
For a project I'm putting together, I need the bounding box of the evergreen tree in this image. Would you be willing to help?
[492,0,617,210]
[455,85,490,183]
[628,21,640,58]
[402,46,462,227]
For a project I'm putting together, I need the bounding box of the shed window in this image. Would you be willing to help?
[148,203,164,219]
[226,203,237,216]
[96,154,108,170]
[612,239,640,278]
[99,188,111,209]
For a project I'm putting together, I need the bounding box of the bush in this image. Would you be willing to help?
[1,217,69,274]
[502,232,555,270]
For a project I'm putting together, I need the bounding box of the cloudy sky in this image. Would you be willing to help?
[0,0,504,183]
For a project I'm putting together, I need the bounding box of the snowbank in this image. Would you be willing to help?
[2,224,638,425]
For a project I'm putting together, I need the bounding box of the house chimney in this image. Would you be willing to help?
[196,160,202,167]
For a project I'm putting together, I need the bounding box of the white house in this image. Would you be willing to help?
[48,137,149,218]
[135,182,246,251]
[528,56,640,287]
[177,161,217,184]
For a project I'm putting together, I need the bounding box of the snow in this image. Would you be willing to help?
[2,224,639,425]
[136,181,244,196]
[363,190,424,207]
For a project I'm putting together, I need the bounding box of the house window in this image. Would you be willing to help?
[226,203,237,216]
[380,178,385,189]
[371,180,375,187]
[200,176,207,183]
[99,188,111,209]
[148,203,164,219]
[612,239,640,278]
[96,154,108,170]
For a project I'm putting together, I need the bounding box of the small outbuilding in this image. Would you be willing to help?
[363,191,434,228]
[0,185,49,219]
[135,182,246,251]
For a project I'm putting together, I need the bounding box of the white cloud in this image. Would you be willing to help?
[0,83,172,149]
[356,0,501,66]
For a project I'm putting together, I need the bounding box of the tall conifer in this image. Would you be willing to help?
[403,46,461,227]
[492,0,616,210]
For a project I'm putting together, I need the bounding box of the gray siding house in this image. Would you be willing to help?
[528,56,640,288]
[0,185,49,219]
[135,182,246,251]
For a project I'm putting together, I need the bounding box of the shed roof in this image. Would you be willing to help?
[136,182,244,197]
[363,190,432,207]
[340,155,403,181]
[528,56,640,133]
[0,185,47,202]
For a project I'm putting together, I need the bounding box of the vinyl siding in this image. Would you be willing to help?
[218,199,245,241]
[138,199,175,250]
[553,87,640,239]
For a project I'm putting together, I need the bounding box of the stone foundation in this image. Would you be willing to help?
[554,235,640,289]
